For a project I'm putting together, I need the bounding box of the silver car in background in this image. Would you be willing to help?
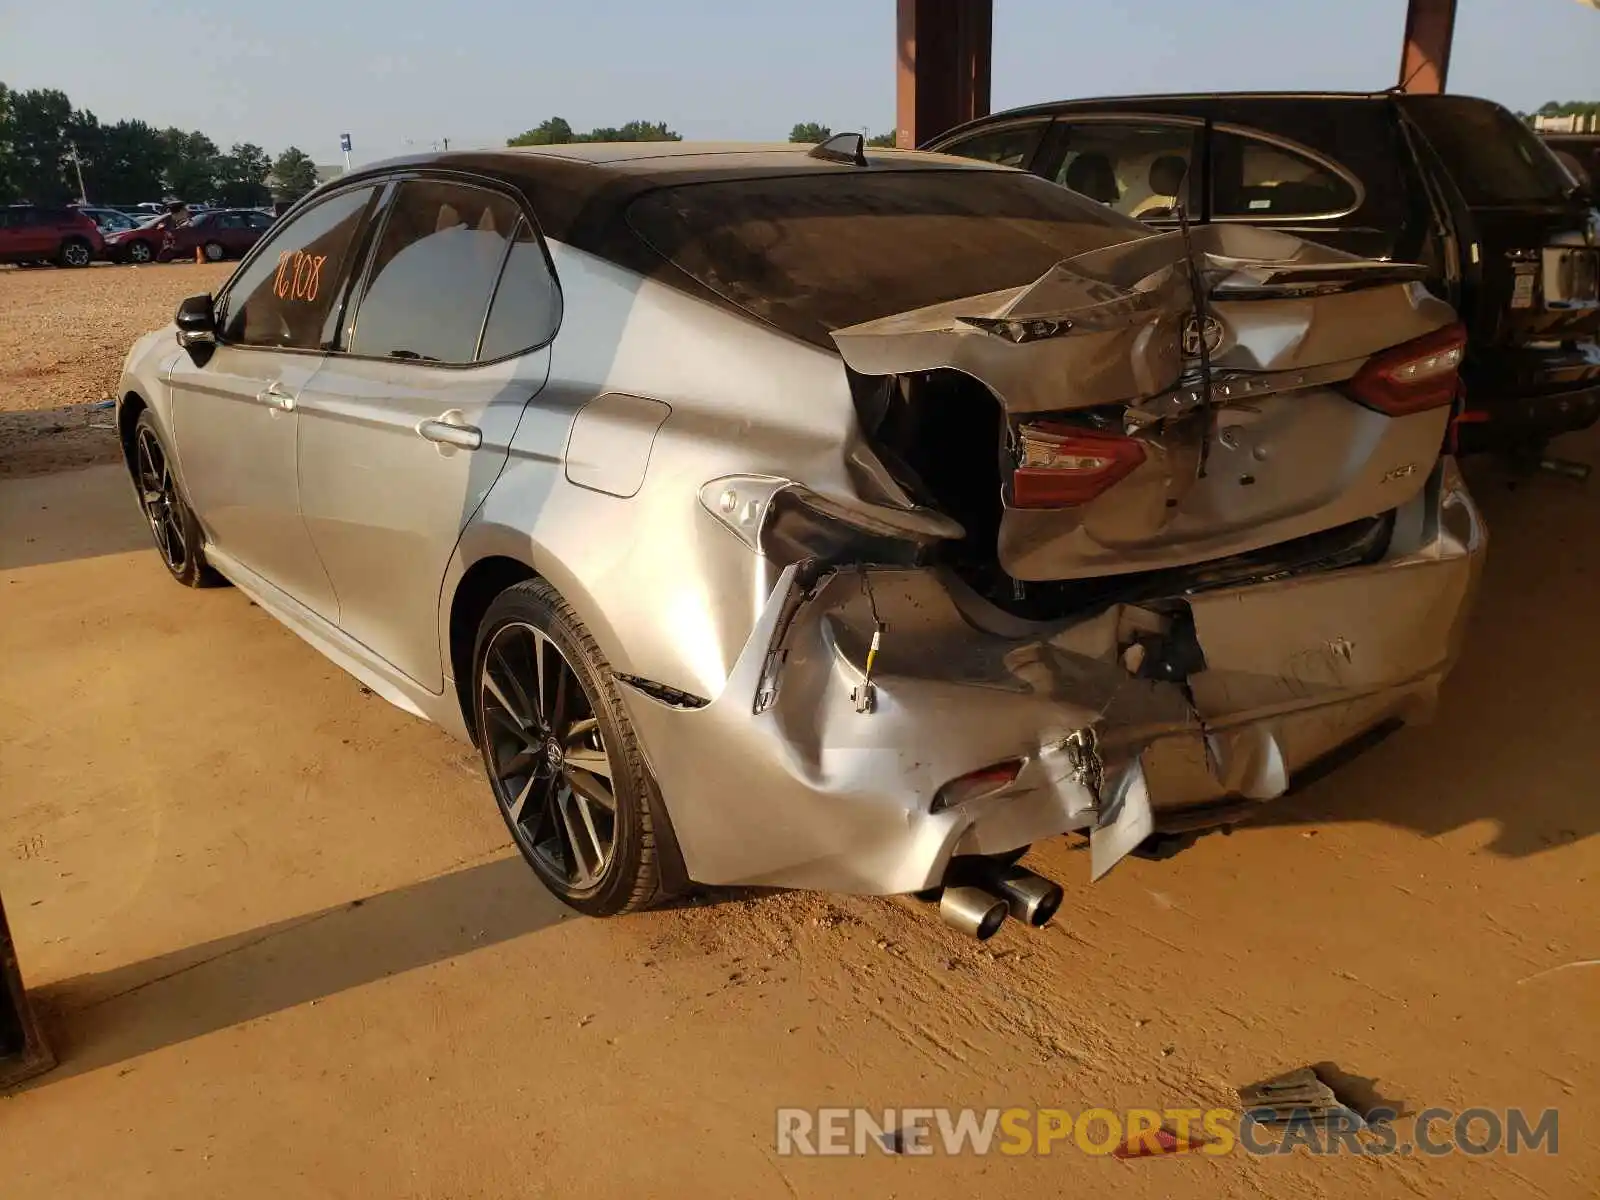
[115,139,1484,933]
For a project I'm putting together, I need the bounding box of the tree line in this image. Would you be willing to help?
[506,118,896,148]
[0,81,320,207]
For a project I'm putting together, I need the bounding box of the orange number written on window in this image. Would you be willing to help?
[274,250,328,302]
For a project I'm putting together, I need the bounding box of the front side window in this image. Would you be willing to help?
[937,122,1048,170]
[218,186,376,350]
[1051,123,1198,221]
[1211,131,1358,219]
[347,180,520,364]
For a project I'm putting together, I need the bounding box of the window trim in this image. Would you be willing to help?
[212,181,386,359]
[1208,122,1366,225]
[336,168,564,370]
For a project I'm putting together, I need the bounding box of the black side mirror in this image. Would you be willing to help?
[175,293,216,351]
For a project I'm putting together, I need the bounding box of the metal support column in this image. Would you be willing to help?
[0,892,53,1090]
[895,0,993,148]
[1397,0,1459,93]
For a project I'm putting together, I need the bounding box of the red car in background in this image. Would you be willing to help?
[106,208,275,264]
[0,205,105,267]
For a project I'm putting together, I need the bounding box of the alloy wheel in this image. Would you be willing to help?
[62,241,90,267]
[128,241,152,263]
[204,242,224,262]
[480,621,618,890]
[135,426,187,572]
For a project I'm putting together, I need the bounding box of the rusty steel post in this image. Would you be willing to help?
[1397,0,1459,93]
[0,891,53,1089]
[895,0,993,149]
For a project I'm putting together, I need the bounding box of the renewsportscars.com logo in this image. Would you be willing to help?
[775,1106,1561,1158]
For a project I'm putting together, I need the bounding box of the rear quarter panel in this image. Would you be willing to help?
[450,239,874,702]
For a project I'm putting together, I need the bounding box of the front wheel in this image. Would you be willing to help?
[473,580,667,916]
[132,412,222,588]
[202,240,226,262]
[125,240,154,264]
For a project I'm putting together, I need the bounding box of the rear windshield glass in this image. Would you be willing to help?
[626,169,1144,347]
[1404,97,1574,206]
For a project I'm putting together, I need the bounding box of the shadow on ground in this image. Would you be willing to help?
[24,855,570,1087]
[0,463,148,571]
[1247,430,1600,855]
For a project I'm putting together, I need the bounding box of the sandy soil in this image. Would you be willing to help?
[0,263,233,477]
[0,443,1596,1198]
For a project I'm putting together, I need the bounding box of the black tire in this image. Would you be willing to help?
[202,240,226,262]
[125,239,154,265]
[57,238,93,268]
[473,580,667,916]
[131,411,223,588]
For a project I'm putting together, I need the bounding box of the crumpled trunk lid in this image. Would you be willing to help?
[832,225,1460,582]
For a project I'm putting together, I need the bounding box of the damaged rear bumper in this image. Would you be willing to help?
[619,460,1485,895]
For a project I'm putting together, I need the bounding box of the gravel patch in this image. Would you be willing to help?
[0,261,233,477]
[0,262,233,414]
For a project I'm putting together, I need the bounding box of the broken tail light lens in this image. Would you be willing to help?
[931,759,1025,813]
[1346,323,1467,417]
[1011,424,1146,508]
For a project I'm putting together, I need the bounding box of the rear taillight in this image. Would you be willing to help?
[1347,323,1467,416]
[931,758,1025,813]
[1011,424,1146,508]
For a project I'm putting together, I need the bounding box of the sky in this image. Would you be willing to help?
[2,0,1598,166]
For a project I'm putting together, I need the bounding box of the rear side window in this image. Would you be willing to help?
[1404,97,1573,206]
[1211,131,1359,219]
[937,122,1048,169]
[348,180,520,364]
[478,218,560,360]
[219,186,376,351]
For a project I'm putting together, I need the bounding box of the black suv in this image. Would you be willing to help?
[929,93,1600,457]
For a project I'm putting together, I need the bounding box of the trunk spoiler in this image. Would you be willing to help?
[830,224,1453,415]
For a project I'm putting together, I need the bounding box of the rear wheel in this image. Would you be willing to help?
[132,412,221,588]
[202,240,226,262]
[473,581,666,916]
[58,238,93,268]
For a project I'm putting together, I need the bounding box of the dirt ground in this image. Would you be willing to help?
[0,263,232,477]
[0,431,1596,1196]
[0,266,1597,1195]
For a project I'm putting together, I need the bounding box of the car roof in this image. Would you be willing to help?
[350,140,998,181]
[927,92,1399,145]
[325,140,1008,266]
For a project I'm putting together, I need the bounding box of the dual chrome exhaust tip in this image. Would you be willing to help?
[933,859,1064,940]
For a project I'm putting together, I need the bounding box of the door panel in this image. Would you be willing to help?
[169,348,338,619]
[166,183,380,620]
[295,178,561,691]
[16,211,54,257]
[296,352,550,689]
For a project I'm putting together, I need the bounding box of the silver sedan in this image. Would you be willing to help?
[115,138,1484,936]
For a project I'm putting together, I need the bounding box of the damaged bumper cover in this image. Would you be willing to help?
[619,460,1485,895]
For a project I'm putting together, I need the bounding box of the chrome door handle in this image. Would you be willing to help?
[417,411,483,450]
[256,382,295,412]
